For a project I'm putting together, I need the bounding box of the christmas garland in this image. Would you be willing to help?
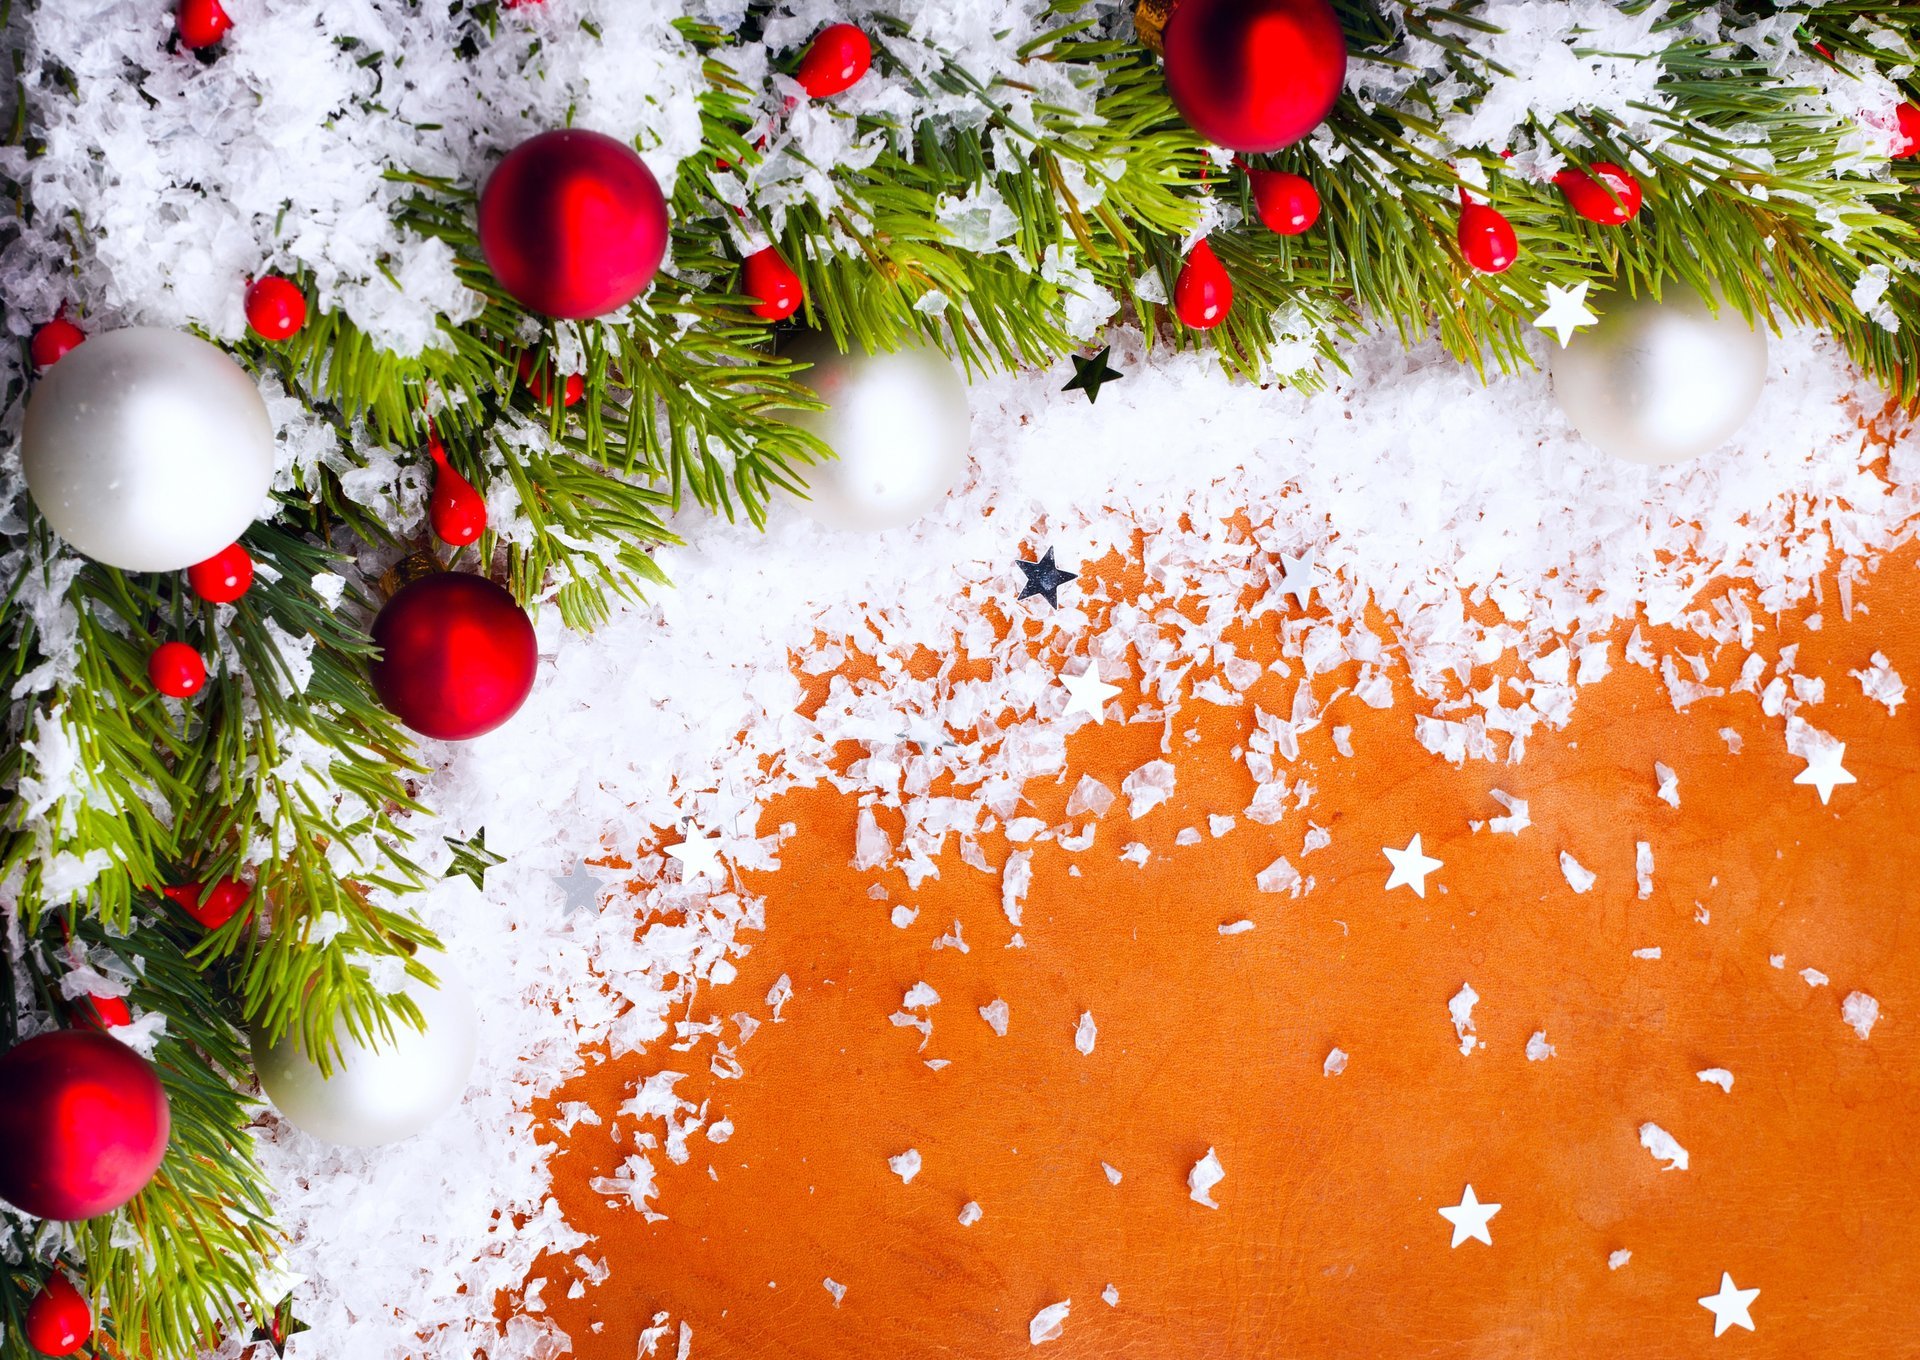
[1,0,1917,1353]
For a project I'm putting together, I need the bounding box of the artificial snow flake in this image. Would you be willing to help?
[1029,1300,1070,1345]
[1384,834,1443,897]
[1256,856,1304,896]
[891,904,919,928]
[1075,1011,1098,1055]
[1801,968,1830,988]
[1323,1047,1348,1076]
[1102,1284,1119,1307]
[1654,762,1680,808]
[823,1278,847,1307]
[1188,1149,1225,1208]
[1560,852,1596,894]
[958,1201,983,1227]
[1101,1162,1123,1186]
[1449,983,1481,1055]
[1850,653,1906,714]
[1526,1031,1555,1061]
[1121,761,1177,818]
[1699,1273,1760,1338]
[979,1000,1010,1036]
[889,1149,922,1184]
[1697,1068,1734,1092]
[1842,991,1880,1040]
[1437,1185,1500,1248]
[1534,281,1599,346]
[1638,1122,1690,1171]
[1609,1250,1632,1271]
[1218,919,1255,935]
[1636,842,1654,900]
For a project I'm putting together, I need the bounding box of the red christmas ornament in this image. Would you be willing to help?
[515,354,585,410]
[1457,195,1518,273]
[148,642,206,699]
[78,994,133,1030]
[1162,0,1347,153]
[161,878,252,930]
[743,245,804,320]
[1246,166,1320,234]
[177,0,232,49]
[427,436,488,547]
[0,1030,170,1221]
[244,276,308,341]
[370,573,538,741]
[31,318,85,371]
[1554,162,1643,225]
[478,129,670,320]
[1174,238,1234,329]
[795,24,873,99]
[188,542,254,603]
[1894,103,1920,158]
[25,1272,92,1356]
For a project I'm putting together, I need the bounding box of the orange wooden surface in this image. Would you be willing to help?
[520,545,1920,1359]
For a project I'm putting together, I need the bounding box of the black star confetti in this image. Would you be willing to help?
[1062,345,1125,404]
[1016,548,1078,609]
[443,829,505,890]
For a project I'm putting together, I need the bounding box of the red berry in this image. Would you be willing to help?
[516,353,584,409]
[188,542,254,604]
[177,0,232,49]
[1457,200,1518,273]
[1554,162,1643,225]
[148,641,207,698]
[743,245,804,321]
[1247,168,1320,235]
[161,878,252,929]
[245,276,308,341]
[1895,104,1920,159]
[1174,238,1234,329]
[80,994,133,1029]
[25,1272,92,1357]
[795,24,872,99]
[30,318,85,370]
[428,436,488,547]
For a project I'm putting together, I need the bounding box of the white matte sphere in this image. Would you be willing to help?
[253,968,477,1148]
[1549,290,1768,465]
[781,332,971,531]
[22,327,276,571]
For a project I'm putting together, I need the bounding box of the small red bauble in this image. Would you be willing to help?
[177,0,232,49]
[1895,103,1920,158]
[370,573,538,741]
[1554,162,1642,225]
[743,245,804,320]
[245,276,308,341]
[1246,167,1320,234]
[148,642,207,698]
[1458,199,1518,273]
[478,129,670,321]
[515,354,585,410]
[796,24,872,99]
[188,542,254,603]
[31,318,85,371]
[427,437,488,547]
[1174,238,1234,329]
[161,878,252,930]
[25,1272,93,1356]
[0,1030,170,1221]
[1163,0,1347,153]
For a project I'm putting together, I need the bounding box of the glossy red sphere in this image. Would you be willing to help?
[1247,167,1320,234]
[31,318,85,371]
[1554,162,1643,225]
[743,245,804,320]
[0,1030,170,1221]
[479,129,669,320]
[371,573,537,741]
[177,0,232,49]
[161,878,252,930]
[25,1272,92,1356]
[244,276,308,341]
[188,542,254,603]
[1458,200,1518,272]
[1163,0,1347,153]
[148,642,206,698]
[1174,238,1234,329]
[796,24,873,99]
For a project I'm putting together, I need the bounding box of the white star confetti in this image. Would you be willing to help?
[1437,1185,1500,1248]
[1383,834,1443,897]
[1058,664,1121,723]
[664,830,725,883]
[1273,550,1318,609]
[1698,1273,1759,1337]
[1534,281,1598,346]
[1793,741,1855,804]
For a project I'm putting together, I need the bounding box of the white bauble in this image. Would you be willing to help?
[1549,290,1768,465]
[22,327,276,571]
[781,331,971,531]
[253,968,477,1148]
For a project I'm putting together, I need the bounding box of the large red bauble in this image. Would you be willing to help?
[1163,0,1347,153]
[478,129,669,320]
[370,573,537,741]
[26,1272,92,1356]
[0,1030,170,1221]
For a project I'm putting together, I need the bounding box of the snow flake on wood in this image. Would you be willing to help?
[1654,763,1680,808]
[1030,1300,1070,1345]
[1636,842,1654,900]
[1075,1011,1098,1055]
[1560,852,1596,893]
[823,1278,847,1307]
[1188,1148,1225,1208]
[1526,1031,1555,1061]
[1002,851,1032,928]
[1842,991,1880,1040]
[1257,856,1305,896]
[1850,652,1906,713]
[1639,1122,1690,1171]
[958,1201,983,1227]
[1449,984,1482,1055]
[1697,1068,1734,1092]
[889,1149,922,1184]
[1323,1047,1348,1076]
[979,999,1010,1036]
[1121,760,1176,817]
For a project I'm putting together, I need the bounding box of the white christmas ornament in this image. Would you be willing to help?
[22,328,275,571]
[1549,290,1768,465]
[780,331,971,532]
[253,968,477,1148]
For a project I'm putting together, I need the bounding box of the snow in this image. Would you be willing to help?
[1323,1047,1348,1077]
[1636,842,1654,900]
[823,1278,846,1307]
[1802,968,1831,989]
[1074,1012,1098,1055]
[1851,652,1907,713]
[1609,1250,1632,1271]
[1449,984,1482,1056]
[1639,1122,1691,1172]
[1526,1031,1555,1062]
[1560,852,1597,894]
[1843,991,1881,1040]
[1029,1300,1070,1345]
[1101,1162,1123,1186]
[958,1201,983,1227]
[1120,761,1176,818]
[1256,856,1305,896]
[888,1149,922,1185]
[1187,1149,1225,1209]
[1697,1068,1734,1092]
[979,999,1011,1037]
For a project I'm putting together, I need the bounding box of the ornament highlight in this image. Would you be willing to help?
[148,642,207,698]
[253,968,477,1147]
[177,0,232,49]
[188,542,254,603]
[779,331,971,533]
[245,276,308,341]
[478,129,669,320]
[1162,0,1347,153]
[0,1030,171,1221]
[31,318,84,371]
[796,24,873,99]
[1174,238,1233,329]
[1555,162,1643,225]
[1247,167,1320,235]
[370,573,538,740]
[744,245,804,321]
[1549,289,1768,465]
[21,327,276,573]
[161,878,252,930]
[428,437,488,547]
[25,1273,92,1357]
[1458,197,1518,273]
